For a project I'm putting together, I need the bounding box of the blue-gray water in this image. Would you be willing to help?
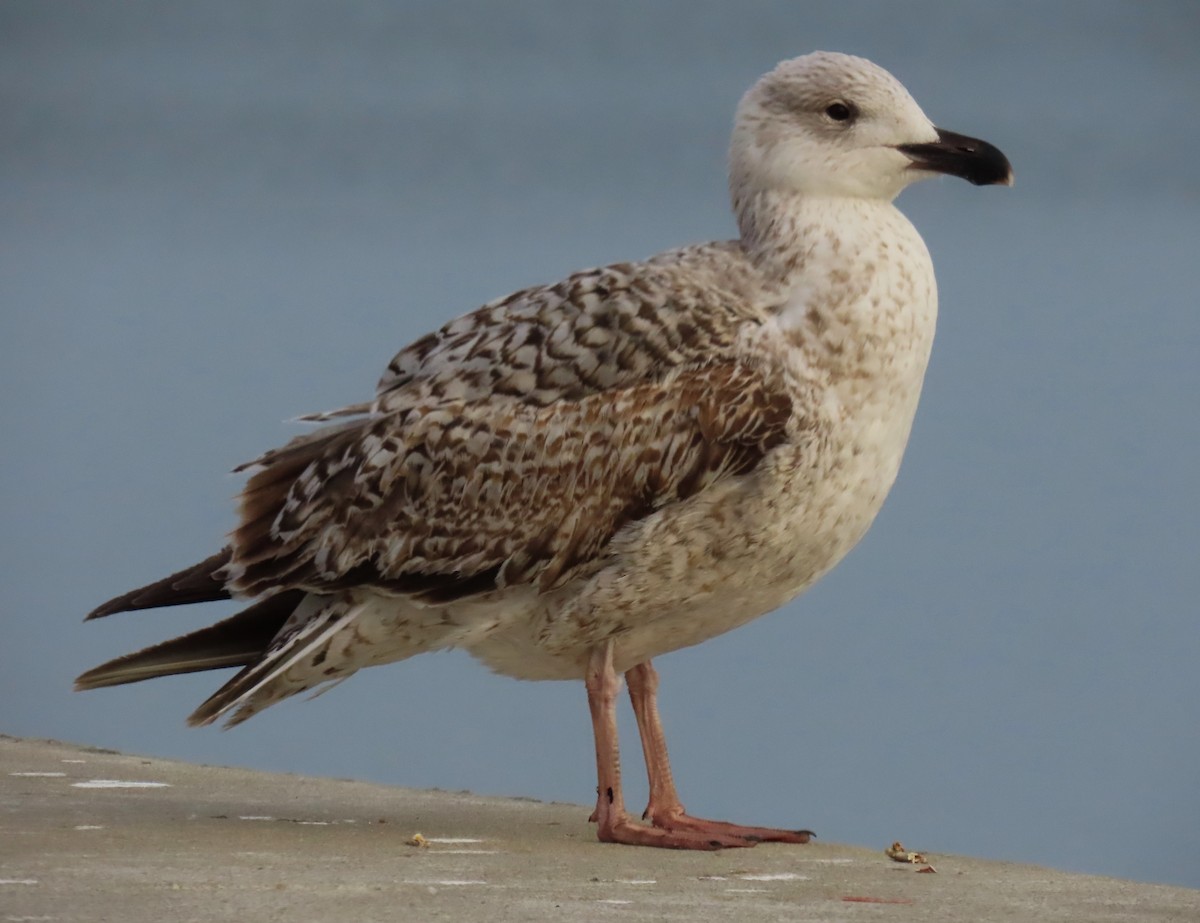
[3,0,1198,889]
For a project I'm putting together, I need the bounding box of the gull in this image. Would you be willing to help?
[76,51,1011,849]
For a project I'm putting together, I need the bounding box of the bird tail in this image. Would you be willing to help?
[184,594,363,728]
[74,590,303,691]
[78,550,455,729]
[76,587,366,729]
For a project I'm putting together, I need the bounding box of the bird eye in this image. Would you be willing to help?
[825,101,855,123]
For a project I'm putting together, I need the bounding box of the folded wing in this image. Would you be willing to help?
[228,359,793,601]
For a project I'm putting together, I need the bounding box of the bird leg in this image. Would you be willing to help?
[625,660,814,845]
[585,642,750,849]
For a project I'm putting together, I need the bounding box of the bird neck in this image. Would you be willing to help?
[732,188,901,282]
[732,187,938,410]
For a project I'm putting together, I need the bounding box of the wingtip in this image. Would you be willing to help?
[83,600,123,622]
[82,550,235,621]
[73,664,118,691]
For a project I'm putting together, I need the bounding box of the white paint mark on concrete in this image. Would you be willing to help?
[739,872,808,881]
[725,887,767,893]
[425,837,484,843]
[596,899,632,905]
[238,816,274,821]
[406,880,486,887]
[0,879,39,885]
[71,780,169,789]
[61,758,87,763]
[440,849,499,855]
[616,879,656,885]
[9,772,66,778]
[73,825,104,831]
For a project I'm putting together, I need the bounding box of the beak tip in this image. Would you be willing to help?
[977,165,1014,188]
[902,128,1013,188]
[987,162,1014,188]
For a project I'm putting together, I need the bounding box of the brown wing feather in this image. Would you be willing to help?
[75,591,301,689]
[226,360,792,600]
[224,245,787,601]
[372,244,767,411]
[86,549,233,620]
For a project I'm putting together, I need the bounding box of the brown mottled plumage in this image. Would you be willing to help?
[226,249,793,602]
[77,52,1010,849]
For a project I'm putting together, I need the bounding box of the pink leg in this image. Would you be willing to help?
[625,660,814,845]
[585,643,751,849]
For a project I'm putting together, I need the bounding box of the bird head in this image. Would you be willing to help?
[730,51,1012,204]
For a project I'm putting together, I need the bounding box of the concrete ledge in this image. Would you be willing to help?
[2,735,1196,922]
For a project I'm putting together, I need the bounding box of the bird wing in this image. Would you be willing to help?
[225,246,791,600]
[227,357,793,600]
[370,243,767,411]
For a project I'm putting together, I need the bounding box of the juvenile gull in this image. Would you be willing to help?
[76,51,1011,849]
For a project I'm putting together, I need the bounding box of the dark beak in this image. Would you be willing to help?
[897,128,1013,187]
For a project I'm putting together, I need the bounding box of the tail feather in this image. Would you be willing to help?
[86,549,234,620]
[74,591,302,691]
[186,595,362,728]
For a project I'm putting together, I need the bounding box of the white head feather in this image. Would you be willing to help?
[730,51,941,204]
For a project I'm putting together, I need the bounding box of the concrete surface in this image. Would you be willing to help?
[2,735,1196,922]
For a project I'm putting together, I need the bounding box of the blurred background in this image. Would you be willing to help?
[3,0,1198,889]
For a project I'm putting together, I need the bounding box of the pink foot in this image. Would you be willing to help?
[595,808,756,850]
[646,806,814,844]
